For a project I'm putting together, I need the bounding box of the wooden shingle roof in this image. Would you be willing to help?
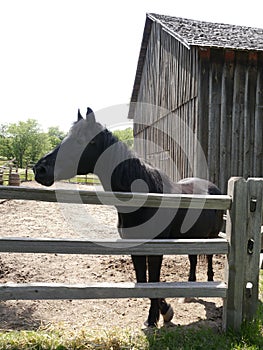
[150,13,263,51]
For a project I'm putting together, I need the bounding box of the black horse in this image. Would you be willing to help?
[33,108,223,327]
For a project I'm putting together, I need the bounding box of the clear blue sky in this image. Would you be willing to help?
[1,0,262,132]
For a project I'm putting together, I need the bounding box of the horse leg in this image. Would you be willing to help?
[207,254,214,281]
[131,255,147,282]
[188,255,197,281]
[147,255,174,325]
[131,255,173,326]
[131,255,149,325]
[147,255,162,327]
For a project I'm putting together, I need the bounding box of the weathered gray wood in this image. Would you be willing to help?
[133,20,199,182]
[223,178,248,331]
[0,186,231,210]
[131,17,263,199]
[254,59,263,177]
[0,281,227,300]
[219,52,234,193]
[208,55,223,185]
[243,178,263,320]
[4,178,263,331]
[243,59,257,178]
[0,237,229,255]
[196,48,210,180]
[231,60,245,177]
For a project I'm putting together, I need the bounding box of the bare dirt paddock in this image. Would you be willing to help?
[0,181,225,331]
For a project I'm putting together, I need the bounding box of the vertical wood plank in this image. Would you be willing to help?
[243,56,257,178]
[208,53,223,185]
[223,177,248,331]
[219,51,234,193]
[253,54,263,177]
[231,55,246,176]
[196,49,210,180]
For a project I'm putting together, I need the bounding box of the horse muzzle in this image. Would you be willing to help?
[33,164,55,187]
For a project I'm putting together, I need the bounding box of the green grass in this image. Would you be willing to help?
[68,174,101,185]
[146,310,263,349]
[0,327,148,349]
[0,311,262,350]
[0,273,262,350]
[0,168,100,186]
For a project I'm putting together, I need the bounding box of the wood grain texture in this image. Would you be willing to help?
[0,237,229,255]
[0,186,231,210]
[243,178,263,320]
[0,281,227,300]
[223,177,248,331]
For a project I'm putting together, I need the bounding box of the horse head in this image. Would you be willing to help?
[33,108,105,186]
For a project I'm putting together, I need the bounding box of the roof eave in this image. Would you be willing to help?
[128,14,191,119]
[148,13,191,50]
[128,15,153,119]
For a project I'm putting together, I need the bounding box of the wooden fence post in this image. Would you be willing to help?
[243,178,263,321]
[223,177,263,331]
[223,177,248,331]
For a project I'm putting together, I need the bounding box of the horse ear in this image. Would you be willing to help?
[77,109,83,121]
[86,107,96,123]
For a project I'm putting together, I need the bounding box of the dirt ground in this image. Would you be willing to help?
[0,181,225,331]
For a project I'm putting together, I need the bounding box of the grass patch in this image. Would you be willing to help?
[0,317,262,350]
[0,168,100,186]
[68,175,101,185]
[0,326,148,350]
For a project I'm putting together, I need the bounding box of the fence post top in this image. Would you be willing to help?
[228,177,245,184]
[228,177,263,191]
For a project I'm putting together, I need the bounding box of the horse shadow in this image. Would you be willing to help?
[143,299,263,349]
[0,301,42,330]
[143,298,223,336]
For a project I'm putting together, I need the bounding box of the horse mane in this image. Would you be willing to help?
[100,128,176,194]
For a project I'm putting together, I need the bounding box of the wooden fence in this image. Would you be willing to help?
[0,177,262,331]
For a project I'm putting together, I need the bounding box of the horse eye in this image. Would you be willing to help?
[90,140,96,145]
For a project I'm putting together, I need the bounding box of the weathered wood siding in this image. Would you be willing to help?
[197,49,263,192]
[133,22,199,182]
[132,23,263,192]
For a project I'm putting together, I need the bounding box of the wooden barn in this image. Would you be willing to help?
[128,13,263,192]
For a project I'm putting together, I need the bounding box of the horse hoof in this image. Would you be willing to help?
[162,304,174,323]
[144,320,157,328]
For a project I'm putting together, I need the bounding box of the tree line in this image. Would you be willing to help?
[0,119,66,168]
[0,119,133,168]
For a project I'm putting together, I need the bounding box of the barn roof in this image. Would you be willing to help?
[129,13,263,118]
[150,13,263,51]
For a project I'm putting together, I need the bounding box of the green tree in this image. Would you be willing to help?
[113,127,134,148]
[0,124,12,159]
[47,126,66,149]
[6,119,51,167]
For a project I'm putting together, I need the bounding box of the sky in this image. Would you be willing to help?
[1,0,263,132]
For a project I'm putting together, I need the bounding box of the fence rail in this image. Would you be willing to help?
[0,185,232,209]
[0,281,227,301]
[0,177,262,332]
[0,237,229,255]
